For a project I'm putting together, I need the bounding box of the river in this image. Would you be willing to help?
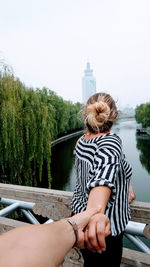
[51,117,150,203]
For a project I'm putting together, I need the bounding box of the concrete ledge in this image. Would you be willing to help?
[0,217,28,234]
[1,183,150,266]
[51,130,83,147]
[122,248,150,266]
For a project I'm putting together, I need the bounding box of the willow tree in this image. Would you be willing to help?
[0,69,83,188]
[47,90,83,137]
[0,71,55,187]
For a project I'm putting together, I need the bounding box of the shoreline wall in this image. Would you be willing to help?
[51,130,84,147]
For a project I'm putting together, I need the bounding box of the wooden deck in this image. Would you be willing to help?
[0,183,150,266]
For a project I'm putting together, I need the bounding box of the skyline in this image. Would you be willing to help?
[1,0,150,108]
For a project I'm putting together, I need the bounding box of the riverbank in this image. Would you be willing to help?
[51,130,83,147]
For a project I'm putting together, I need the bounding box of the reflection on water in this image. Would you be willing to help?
[136,136,150,174]
[51,118,150,203]
[51,137,79,190]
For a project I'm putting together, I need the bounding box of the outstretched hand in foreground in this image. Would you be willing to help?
[0,207,110,267]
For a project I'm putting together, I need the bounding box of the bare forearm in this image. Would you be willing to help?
[87,186,111,213]
[0,221,76,267]
[46,220,76,266]
[84,186,111,252]
[0,208,102,267]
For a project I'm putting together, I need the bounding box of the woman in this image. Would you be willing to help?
[71,92,133,267]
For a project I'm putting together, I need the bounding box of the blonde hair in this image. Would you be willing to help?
[82,93,118,133]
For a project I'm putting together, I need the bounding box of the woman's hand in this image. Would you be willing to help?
[84,213,111,253]
[70,207,106,248]
[128,183,136,203]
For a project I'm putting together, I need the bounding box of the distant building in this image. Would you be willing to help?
[82,62,96,103]
[119,105,135,118]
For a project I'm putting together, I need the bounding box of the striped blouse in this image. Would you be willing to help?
[71,133,132,236]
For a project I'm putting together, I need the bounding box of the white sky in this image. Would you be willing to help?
[0,0,150,108]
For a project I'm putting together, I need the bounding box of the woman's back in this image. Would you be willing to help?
[71,132,132,236]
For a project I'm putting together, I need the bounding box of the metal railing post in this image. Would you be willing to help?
[21,209,40,225]
[124,233,150,254]
[0,202,19,217]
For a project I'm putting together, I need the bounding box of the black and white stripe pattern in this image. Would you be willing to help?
[71,133,132,236]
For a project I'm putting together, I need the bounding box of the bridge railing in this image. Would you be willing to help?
[0,183,150,266]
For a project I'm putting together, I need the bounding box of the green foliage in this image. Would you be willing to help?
[47,90,83,136]
[0,70,83,188]
[135,103,150,128]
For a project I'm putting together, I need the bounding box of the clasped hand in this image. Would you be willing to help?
[75,211,111,253]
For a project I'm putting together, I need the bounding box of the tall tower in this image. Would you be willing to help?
[82,62,96,104]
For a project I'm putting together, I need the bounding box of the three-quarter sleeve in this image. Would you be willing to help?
[86,147,120,204]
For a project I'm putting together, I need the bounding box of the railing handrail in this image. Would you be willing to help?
[1,183,150,266]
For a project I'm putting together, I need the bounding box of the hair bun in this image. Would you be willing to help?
[82,92,118,133]
[86,101,110,128]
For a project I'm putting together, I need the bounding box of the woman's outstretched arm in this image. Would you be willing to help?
[84,185,111,253]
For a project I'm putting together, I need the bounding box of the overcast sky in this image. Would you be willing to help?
[1,0,150,108]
